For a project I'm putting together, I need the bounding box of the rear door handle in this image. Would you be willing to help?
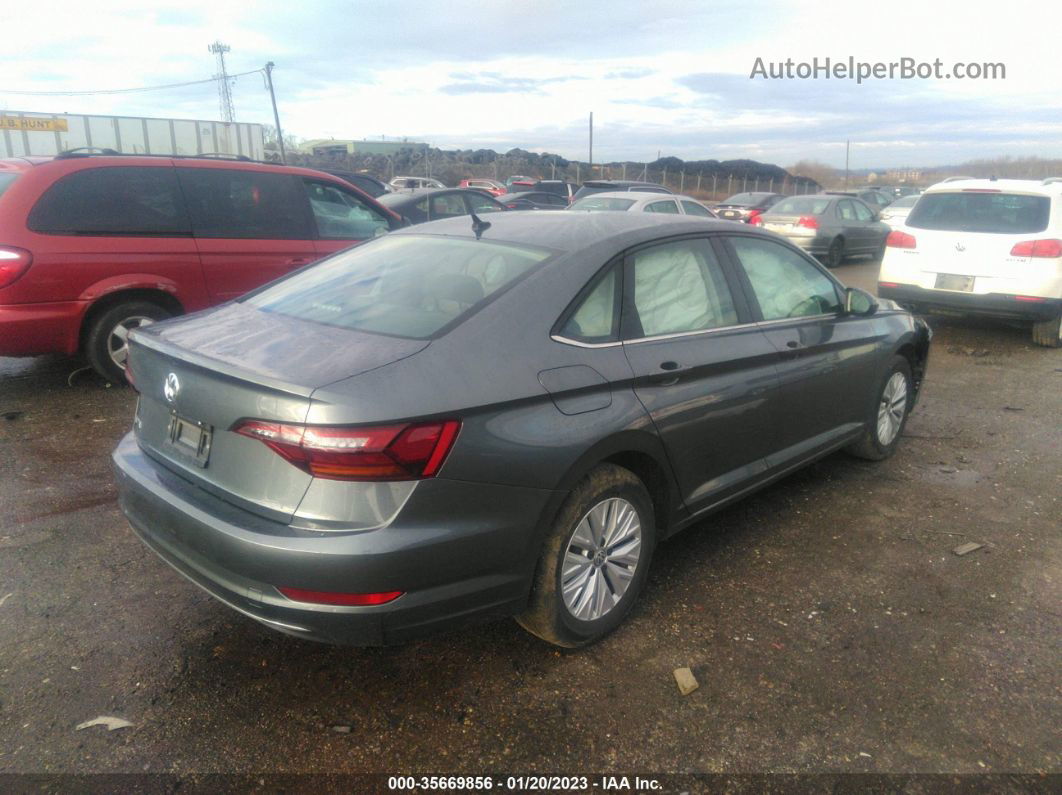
[649,361,684,386]
[284,257,311,267]
[786,340,801,349]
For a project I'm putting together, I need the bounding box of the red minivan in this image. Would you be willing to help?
[0,153,403,382]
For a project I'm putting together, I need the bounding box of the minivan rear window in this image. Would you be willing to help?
[906,192,1050,234]
[27,167,190,236]
[245,234,553,339]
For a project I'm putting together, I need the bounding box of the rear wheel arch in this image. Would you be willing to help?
[78,288,184,351]
[551,432,681,537]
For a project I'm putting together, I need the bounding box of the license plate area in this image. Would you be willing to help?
[935,273,975,292]
[165,412,212,467]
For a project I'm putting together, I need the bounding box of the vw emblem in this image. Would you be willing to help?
[955,242,966,252]
[164,372,180,403]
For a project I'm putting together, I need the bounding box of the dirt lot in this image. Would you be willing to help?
[0,261,1059,780]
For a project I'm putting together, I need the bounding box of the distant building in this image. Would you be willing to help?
[299,138,429,157]
[886,169,923,184]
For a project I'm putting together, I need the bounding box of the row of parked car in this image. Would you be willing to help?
[1,151,1058,393]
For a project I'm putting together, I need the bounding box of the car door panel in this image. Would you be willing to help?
[618,236,781,512]
[178,168,316,302]
[722,234,883,467]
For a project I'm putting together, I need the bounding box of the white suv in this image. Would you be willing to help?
[878,177,1062,347]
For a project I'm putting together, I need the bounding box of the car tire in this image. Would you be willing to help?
[823,237,845,268]
[517,464,656,648]
[846,355,914,461]
[1031,315,1062,348]
[85,300,172,384]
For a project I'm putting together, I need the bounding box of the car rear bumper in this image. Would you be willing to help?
[112,433,559,645]
[0,301,85,356]
[877,284,1062,322]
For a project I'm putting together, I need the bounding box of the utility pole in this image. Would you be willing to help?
[264,62,286,164]
[208,41,236,123]
[588,112,593,174]
[844,139,850,188]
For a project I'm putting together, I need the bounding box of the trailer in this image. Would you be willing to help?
[0,111,265,160]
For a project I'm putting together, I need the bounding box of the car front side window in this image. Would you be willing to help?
[728,236,842,320]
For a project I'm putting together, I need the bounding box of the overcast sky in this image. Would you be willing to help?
[2,0,1058,168]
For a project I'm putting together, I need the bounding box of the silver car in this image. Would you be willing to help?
[879,194,921,228]
[569,191,717,217]
[757,194,890,267]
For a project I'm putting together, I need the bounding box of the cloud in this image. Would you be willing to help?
[439,73,584,95]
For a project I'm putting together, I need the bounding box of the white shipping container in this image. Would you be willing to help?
[0,110,266,159]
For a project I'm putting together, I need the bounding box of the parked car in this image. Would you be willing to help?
[502,191,570,211]
[0,153,402,382]
[320,169,391,198]
[531,180,578,202]
[569,191,717,217]
[114,211,930,648]
[390,176,446,190]
[712,192,785,223]
[878,177,1062,347]
[879,194,921,227]
[827,189,893,212]
[505,175,534,188]
[458,178,506,196]
[377,187,507,224]
[570,180,672,202]
[755,193,890,267]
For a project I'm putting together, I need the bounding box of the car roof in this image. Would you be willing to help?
[923,177,1062,196]
[390,207,733,252]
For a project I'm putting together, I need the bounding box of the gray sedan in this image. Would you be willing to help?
[757,194,890,267]
[114,212,930,648]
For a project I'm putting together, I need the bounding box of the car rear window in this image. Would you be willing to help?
[244,234,553,339]
[770,198,830,215]
[0,173,19,199]
[906,192,1050,234]
[27,166,190,236]
[571,197,636,212]
[721,193,759,205]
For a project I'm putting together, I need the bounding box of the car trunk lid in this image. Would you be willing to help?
[127,302,429,523]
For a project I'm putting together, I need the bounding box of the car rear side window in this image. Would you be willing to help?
[906,192,1050,234]
[178,168,311,239]
[645,200,680,214]
[559,265,620,343]
[27,166,190,236]
[728,236,842,320]
[245,234,553,339]
[627,239,738,337]
[303,179,391,240]
[681,200,713,217]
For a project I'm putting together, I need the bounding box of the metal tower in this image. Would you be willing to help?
[208,41,236,122]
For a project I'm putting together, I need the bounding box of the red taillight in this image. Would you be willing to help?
[232,419,460,481]
[887,230,917,248]
[277,586,403,606]
[0,246,32,289]
[796,215,819,229]
[1014,295,1047,302]
[878,281,900,288]
[747,209,763,224]
[1010,239,1062,258]
[506,203,519,209]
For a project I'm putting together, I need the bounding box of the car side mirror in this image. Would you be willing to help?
[845,286,878,316]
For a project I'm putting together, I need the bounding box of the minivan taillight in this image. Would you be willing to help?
[887,230,917,249]
[232,419,461,481]
[1010,239,1062,258]
[0,246,32,289]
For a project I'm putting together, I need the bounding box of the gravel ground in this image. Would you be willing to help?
[0,261,1059,779]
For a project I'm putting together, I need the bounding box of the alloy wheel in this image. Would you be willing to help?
[561,497,643,622]
[107,316,155,368]
[876,371,908,445]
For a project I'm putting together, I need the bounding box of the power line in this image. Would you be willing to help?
[0,69,263,97]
